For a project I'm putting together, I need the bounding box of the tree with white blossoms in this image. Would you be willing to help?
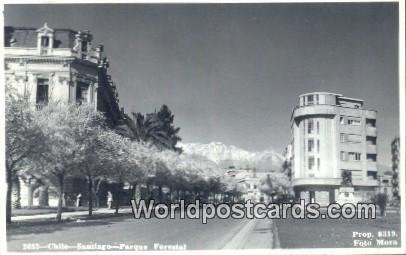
[73,120,117,217]
[5,85,46,223]
[153,150,223,202]
[34,102,105,221]
[99,132,158,213]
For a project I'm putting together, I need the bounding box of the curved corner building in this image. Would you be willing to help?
[290,92,378,205]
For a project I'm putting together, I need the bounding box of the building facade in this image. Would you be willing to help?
[4,23,123,126]
[225,168,273,203]
[5,23,124,208]
[289,92,378,205]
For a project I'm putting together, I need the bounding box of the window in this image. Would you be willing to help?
[317,158,320,171]
[348,152,361,161]
[348,134,361,143]
[308,119,314,134]
[367,171,377,180]
[40,36,49,47]
[340,116,361,126]
[36,78,49,105]
[76,82,89,104]
[347,118,361,126]
[340,133,347,142]
[315,94,319,104]
[307,95,314,105]
[340,151,347,161]
[81,41,88,60]
[341,133,361,143]
[316,121,320,134]
[316,140,320,153]
[308,156,315,170]
[81,41,88,52]
[366,118,376,127]
[366,136,376,145]
[308,139,314,152]
[367,154,377,162]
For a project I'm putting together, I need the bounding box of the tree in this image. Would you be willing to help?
[156,105,182,152]
[123,105,182,152]
[282,160,292,181]
[260,172,291,202]
[376,193,388,217]
[99,132,154,214]
[5,85,45,223]
[34,103,104,221]
[73,116,112,216]
[341,170,353,187]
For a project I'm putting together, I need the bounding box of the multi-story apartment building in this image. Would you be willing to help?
[289,92,378,205]
[4,23,123,126]
[391,137,400,199]
[4,23,124,207]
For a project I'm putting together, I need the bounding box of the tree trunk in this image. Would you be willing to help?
[56,174,64,222]
[146,183,151,202]
[114,185,120,215]
[6,168,13,223]
[158,186,163,203]
[26,177,40,208]
[95,196,100,208]
[38,185,49,207]
[12,176,21,209]
[27,184,34,208]
[88,176,93,216]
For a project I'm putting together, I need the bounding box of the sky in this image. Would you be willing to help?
[4,3,399,166]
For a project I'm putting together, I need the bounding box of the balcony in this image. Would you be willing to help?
[367,144,377,154]
[293,178,341,187]
[367,161,377,171]
[366,126,377,136]
[365,110,377,119]
[292,104,337,120]
[5,47,100,64]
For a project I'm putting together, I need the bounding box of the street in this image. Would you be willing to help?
[7,209,401,251]
[7,214,274,251]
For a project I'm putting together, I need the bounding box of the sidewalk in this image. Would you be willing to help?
[11,207,133,222]
[223,218,277,249]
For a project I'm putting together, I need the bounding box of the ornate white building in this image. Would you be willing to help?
[5,23,123,126]
[5,23,125,207]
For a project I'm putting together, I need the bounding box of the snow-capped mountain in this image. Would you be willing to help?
[180,142,284,171]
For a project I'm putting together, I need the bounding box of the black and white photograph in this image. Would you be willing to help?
[2,1,405,254]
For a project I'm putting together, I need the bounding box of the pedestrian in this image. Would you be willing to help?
[107,191,113,209]
[76,193,82,207]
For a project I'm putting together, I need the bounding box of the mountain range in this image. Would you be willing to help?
[179,142,284,171]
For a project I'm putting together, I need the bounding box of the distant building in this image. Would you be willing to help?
[391,137,400,199]
[289,92,378,205]
[4,23,125,207]
[4,23,123,126]
[225,168,272,203]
